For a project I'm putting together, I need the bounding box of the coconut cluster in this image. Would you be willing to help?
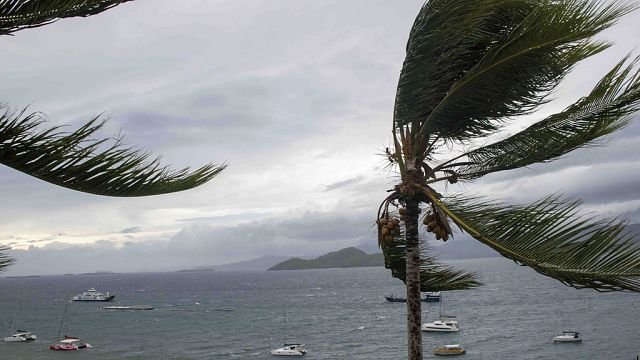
[423,213,450,241]
[378,215,401,245]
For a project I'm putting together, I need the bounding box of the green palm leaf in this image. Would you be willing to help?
[395,0,633,142]
[380,229,481,291]
[0,105,226,196]
[0,0,132,35]
[425,192,640,292]
[441,56,640,180]
[0,245,13,272]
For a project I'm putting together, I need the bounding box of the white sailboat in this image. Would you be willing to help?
[271,309,307,356]
[422,295,459,332]
[552,310,582,343]
[3,307,37,342]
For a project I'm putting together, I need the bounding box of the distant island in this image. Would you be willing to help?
[268,247,384,271]
[176,266,215,272]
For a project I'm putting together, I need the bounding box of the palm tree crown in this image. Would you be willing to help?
[379,1,640,359]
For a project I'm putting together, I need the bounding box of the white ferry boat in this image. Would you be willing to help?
[71,288,115,302]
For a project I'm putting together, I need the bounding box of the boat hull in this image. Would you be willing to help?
[422,327,460,332]
[72,295,115,302]
[434,349,466,356]
[553,337,582,343]
[271,345,306,356]
[3,333,36,342]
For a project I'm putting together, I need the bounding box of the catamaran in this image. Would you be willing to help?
[3,308,37,342]
[271,310,307,356]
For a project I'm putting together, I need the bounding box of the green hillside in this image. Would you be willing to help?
[268,247,384,270]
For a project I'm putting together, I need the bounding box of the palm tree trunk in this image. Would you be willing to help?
[405,196,422,360]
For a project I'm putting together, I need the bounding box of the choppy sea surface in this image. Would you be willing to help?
[0,257,638,359]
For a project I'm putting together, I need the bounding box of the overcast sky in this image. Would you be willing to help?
[1,0,639,275]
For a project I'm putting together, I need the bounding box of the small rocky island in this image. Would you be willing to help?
[268,247,383,270]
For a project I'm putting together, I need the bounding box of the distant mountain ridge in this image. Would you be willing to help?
[268,247,383,271]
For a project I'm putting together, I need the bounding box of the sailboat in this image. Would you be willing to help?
[270,309,307,356]
[552,310,582,343]
[422,295,459,332]
[3,307,37,342]
[49,297,91,351]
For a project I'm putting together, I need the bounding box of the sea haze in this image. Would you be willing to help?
[0,258,638,359]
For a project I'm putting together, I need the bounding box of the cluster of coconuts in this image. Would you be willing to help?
[378,216,401,245]
[423,213,450,241]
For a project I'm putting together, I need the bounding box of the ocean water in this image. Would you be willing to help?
[0,258,638,359]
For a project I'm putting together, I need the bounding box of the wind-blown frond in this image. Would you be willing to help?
[0,245,13,272]
[380,229,481,291]
[0,0,132,35]
[444,56,640,180]
[395,0,634,142]
[425,193,640,292]
[0,106,225,196]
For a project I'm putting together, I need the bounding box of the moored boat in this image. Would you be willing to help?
[72,288,115,302]
[553,331,582,343]
[434,344,466,356]
[385,293,440,303]
[422,317,460,332]
[3,331,37,342]
[271,344,307,356]
[49,336,90,351]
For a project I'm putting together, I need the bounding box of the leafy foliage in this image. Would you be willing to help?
[0,245,13,271]
[0,0,132,35]
[380,231,481,292]
[0,106,225,196]
[430,193,640,292]
[394,0,634,142]
[449,56,640,180]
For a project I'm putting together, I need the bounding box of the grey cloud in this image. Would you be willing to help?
[120,227,142,234]
[324,176,365,192]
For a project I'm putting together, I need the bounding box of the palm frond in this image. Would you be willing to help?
[0,105,225,196]
[0,245,13,272]
[395,0,634,143]
[380,228,481,291]
[425,192,640,292]
[0,0,132,35]
[444,56,640,180]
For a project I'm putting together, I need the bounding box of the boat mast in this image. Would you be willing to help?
[10,308,17,333]
[282,308,286,346]
[56,296,69,342]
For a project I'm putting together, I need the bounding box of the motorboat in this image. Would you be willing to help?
[271,344,307,356]
[71,288,115,302]
[422,318,460,332]
[424,291,441,302]
[553,331,582,343]
[384,293,440,303]
[49,336,91,351]
[434,344,466,356]
[3,330,37,342]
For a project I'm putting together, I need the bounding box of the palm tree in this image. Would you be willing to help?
[0,1,225,271]
[377,1,640,359]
